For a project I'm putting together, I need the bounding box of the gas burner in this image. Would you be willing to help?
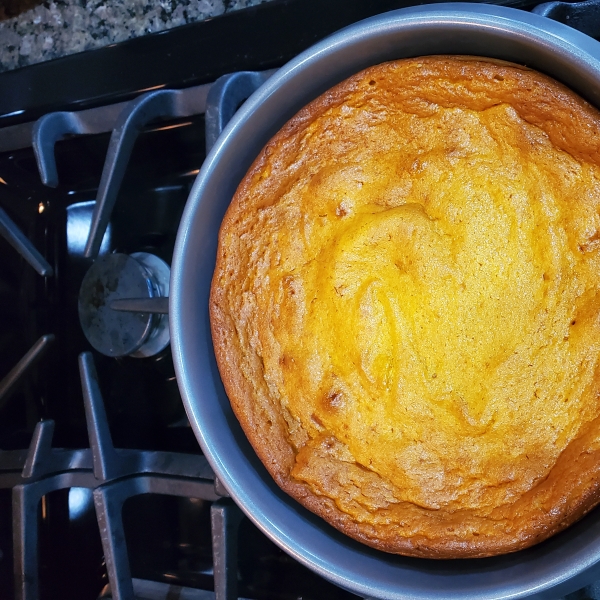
[78,252,170,358]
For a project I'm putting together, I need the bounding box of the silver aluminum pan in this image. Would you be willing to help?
[171,4,600,598]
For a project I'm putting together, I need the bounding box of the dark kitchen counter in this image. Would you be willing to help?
[0,0,272,73]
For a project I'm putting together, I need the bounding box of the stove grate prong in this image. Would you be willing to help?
[0,421,92,488]
[0,334,55,409]
[204,70,275,152]
[79,351,132,482]
[32,106,124,188]
[0,207,53,277]
[83,89,188,260]
[79,351,216,481]
[21,420,55,479]
[211,499,244,600]
[93,478,137,600]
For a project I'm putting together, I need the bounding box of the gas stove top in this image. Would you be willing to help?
[0,0,597,599]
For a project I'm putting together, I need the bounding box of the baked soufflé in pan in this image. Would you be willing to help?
[210,56,600,558]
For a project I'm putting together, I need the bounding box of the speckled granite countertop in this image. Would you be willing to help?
[0,0,272,73]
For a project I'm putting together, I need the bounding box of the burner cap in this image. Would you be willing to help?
[78,253,168,358]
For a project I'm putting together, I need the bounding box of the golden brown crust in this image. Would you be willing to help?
[210,56,600,558]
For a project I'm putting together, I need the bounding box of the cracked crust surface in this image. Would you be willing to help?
[210,56,600,558]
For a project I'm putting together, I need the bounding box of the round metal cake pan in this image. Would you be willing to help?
[171,4,600,599]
